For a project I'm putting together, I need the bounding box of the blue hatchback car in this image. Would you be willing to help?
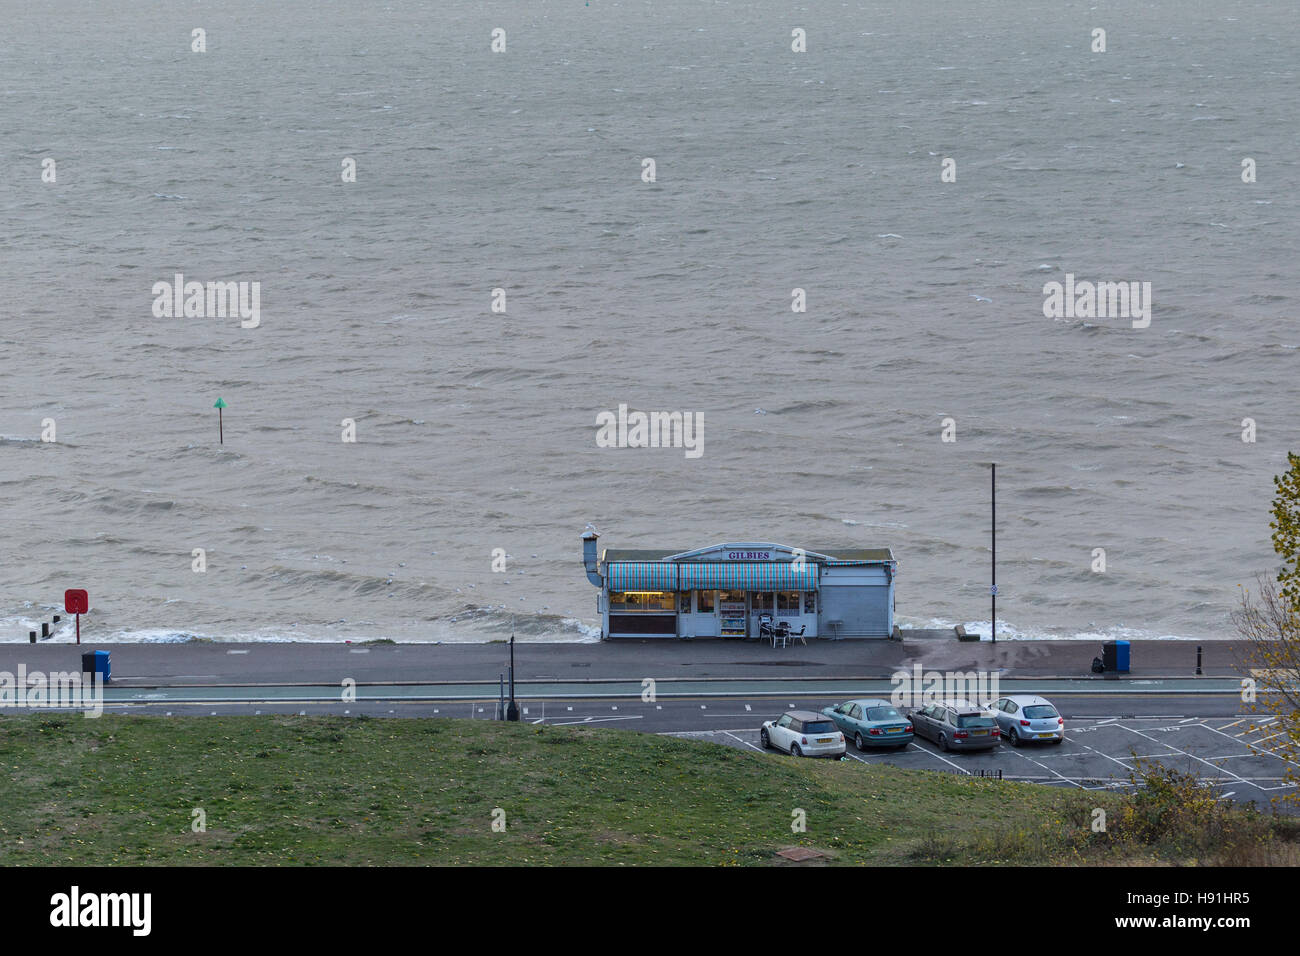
[821,698,914,751]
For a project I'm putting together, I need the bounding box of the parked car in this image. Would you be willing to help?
[906,699,1001,751]
[989,695,1064,745]
[760,710,846,758]
[821,698,913,750]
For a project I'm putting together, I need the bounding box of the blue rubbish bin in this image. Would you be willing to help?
[83,650,111,683]
[1114,640,1129,673]
[1103,640,1130,673]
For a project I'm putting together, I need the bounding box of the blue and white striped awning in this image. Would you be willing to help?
[680,562,817,590]
[606,562,679,591]
[606,562,818,591]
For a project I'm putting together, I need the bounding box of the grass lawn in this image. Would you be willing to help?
[0,713,1294,865]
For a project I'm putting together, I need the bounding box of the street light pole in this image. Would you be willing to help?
[506,628,520,721]
[991,462,997,645]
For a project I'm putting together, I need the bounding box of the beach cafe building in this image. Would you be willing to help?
[581,533,897,640]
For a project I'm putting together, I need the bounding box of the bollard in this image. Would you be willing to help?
[29,631,36,644]
[1196,645,1203,676]
[41,622,49,639]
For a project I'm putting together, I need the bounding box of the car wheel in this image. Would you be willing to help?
[855,732,866,751]
[791,743,803,757]
[1007,727,1021,747]
[760,729,770,749]
[1052,737,1064,745]
[939,733,949,752]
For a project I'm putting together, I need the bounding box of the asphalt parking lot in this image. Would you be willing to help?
[670,715,1299,810]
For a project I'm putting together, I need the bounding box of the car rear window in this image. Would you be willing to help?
[957,715,997,729]
[866,707,902,721]
[1023,705,1059,719]
[804,721,835,734]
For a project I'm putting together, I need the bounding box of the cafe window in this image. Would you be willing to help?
[803,591,816,614]
[777,590,801,615]
[679,592,692,613]
[749,592,773,612]
[609,591,675,612]
[697,590,715,612]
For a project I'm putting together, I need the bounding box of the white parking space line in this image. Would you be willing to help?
[1197,721,1300,769]
[1073,740,1141,776]
[1001,745,1083,788]
[1116,723,1257,789]
[909,740,974,773]
[1201,754,1265,760]
[547,715,644,726]
[722,731,765,753]
[659,728,755,737]
[849,748,904,764]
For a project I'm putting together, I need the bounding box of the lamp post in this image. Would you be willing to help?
[989,463,997,645]
[506,629,520,721]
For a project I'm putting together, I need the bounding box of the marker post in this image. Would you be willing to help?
[214,397,227,444]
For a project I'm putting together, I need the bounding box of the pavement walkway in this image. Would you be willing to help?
[0,632,1254,686]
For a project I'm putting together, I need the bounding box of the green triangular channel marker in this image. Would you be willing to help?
[213,397,228,409]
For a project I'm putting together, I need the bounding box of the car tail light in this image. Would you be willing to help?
[838,733,844,742]
[954,731,968,739]
[904,725,912,733]
[801,737,808,745]
[992,729,1001,736]
[1058,718,1065,725]
[1019,719,1030,726]
[870,728,882,736]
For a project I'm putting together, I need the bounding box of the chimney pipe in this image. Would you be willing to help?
[582,530,603,587]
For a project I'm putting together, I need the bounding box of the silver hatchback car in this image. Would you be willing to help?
[989,695,1064,745]
[906,699,1001,751]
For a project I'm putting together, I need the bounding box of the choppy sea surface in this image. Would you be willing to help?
[2,1,1297,643]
